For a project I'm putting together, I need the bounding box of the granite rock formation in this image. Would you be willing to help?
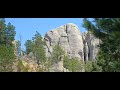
[44,23,100,61]
[43,23,100,72]
[44,23,84,61]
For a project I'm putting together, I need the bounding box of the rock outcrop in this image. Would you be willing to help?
[82,31,100,61]
[43,23,100,72]
[44,23,100,62]
[44,23,84,61]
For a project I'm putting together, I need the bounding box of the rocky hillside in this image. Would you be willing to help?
[12,23,100,72]
[44,23,100,62]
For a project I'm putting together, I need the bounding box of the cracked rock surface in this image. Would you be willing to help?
[44,23,100,62]
[44,23,84,61]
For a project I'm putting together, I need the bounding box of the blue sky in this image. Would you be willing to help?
[5,18,87,50]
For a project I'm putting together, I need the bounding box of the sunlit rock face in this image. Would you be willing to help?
[44,23,84,61]
[43,23,100,72]
[82,31,100,61]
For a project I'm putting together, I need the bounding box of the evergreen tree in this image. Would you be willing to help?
[32,31,46,66]
[5,22,16,47]
[0,18,6,45]
[85,61,94,72]
[0,45,15,72]
[0,19,16,47]
[63,55,84,72]
[50,45,65,64]
[85,61,102,72]
[63,55,70,70]
[83,18,120,72]
[25,40,33,55]
[0,18,16,72]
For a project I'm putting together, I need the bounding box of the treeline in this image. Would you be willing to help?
[18,18,120,72]
[0,18,16,72]
[24,31,84,72]
[0,18,120,72]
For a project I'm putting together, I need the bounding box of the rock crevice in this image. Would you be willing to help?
[44,23,100,62]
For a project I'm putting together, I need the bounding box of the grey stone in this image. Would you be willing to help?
[43,23,100,72]
[44,23,84,61]
[82,31,100,61]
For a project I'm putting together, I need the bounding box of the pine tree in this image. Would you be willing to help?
[25,40,33,55]
[0,45,15,72]
[0,19,16,72]
[32,31,46,66]
[63,55,84,72]
[0,18,6,45]
[5,22,16,47]
[83,18,120,72]
[85,61,102,72]
[50,45,65,64]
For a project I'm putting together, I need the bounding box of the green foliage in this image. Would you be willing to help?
[83,18,120,72]
[92,61,102,72]
[63,55,84,72]
[63,55,70,69]
[32,31,46,65]
[25,40,33,55]
[32,31,46,46]
[49,45,84,72]
[5,22,16,47]
[85,61,102,72]
[0,19,6,45]
[24,31,47,70]
[44,45,66,71]
[24,64,30,72]
[51,45,65,64]
[0,19,16,47]
[85,61,94,72]
[0,19,16,72]
[44,59,52,72]
[33,45,46,65]
[17,60,24,72]
[0,45,15,72]
[17,60,30,72]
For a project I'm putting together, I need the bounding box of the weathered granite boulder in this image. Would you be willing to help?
[43,23,100,72]
[44,23,84,61]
